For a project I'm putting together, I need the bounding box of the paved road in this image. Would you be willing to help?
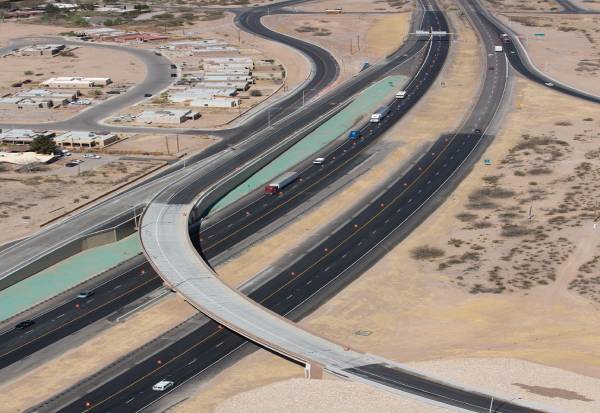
[0,261,160,370]
[0,0,340,288]
[0,38,175,131]
[53,4,481,412]
[0,0,429,372]
[473,0,600,103]
[132,2,539,413]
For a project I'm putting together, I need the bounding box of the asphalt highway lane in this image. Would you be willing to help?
[55,7,457,413]
[196,37,443,255]
[0,262,160,370]
[470,0,600,104]
[0,0,432,372]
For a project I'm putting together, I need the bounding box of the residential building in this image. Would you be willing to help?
[42,77,112,88]
[54,131,118,148]
[188,98,240,108]
[197,81,250,91]
[18,44,66,56]
[0,129,55,146]
[137,109,200,124]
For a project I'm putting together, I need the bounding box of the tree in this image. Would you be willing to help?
[30,135,56,154]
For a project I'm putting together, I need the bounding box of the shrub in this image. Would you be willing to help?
[410,245,445,260]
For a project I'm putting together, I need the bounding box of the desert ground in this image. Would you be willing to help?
[0,45,146,123]
[0,157,164,245]
[292,0,402,13]
[497,13,600,96]
[106,133,215,156]
[173,2,600,412]
[0,21,66,47]
[0,4,480,409]
[570,0,600,11]
[107,10,308,129]
[263,5,412,85]
[482,0,562,12]
[188,52,600,413]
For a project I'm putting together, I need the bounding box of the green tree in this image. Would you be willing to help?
[30,135,57,154]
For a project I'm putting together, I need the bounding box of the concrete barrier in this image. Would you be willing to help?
[0,217,137,291]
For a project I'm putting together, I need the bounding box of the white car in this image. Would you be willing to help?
[313,157,325,165]
[72,159,84,164]
[93,155,101,159]
[152,380,174,391]
[544,82,554,87]
[84,154,93,158]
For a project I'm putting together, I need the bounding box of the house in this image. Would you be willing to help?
[54,131,118,148]
[137,109,200,124]
[42,77,112,88]
[0,129,55,146]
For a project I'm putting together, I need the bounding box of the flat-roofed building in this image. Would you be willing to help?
[0,129,55,146]
[188,98,240,108]
[54,131,118,148]
[137,109,200,124]
[203,57,253,66]
[19,44,66,56]
[197,81,250,91]
[42,77,112,88]
[203,74,253,83]
[170,87,237,103]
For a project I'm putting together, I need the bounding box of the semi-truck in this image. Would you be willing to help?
[264,171,299,195]
[370,106,390,123]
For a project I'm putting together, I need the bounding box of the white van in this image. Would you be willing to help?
[395,90,407,99]
[152,380,174,391]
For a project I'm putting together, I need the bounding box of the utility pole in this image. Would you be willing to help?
[165,135,170,155]
[357,33,360,51]
[176,134,180,153]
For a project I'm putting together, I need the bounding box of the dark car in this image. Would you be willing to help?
[473,128,482,134]
[144,93,153,97]
[488,66,495,70]
[170,64,177,69]
[15,320,35,329]
[66,162,77,167]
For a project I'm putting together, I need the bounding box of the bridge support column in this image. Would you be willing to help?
[304,363,323,379]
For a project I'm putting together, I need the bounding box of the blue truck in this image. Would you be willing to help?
[348,130,361,140]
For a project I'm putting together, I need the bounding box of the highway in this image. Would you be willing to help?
[0,0,433,373]
[0,0,433,372]
[133,2,540,413]
[0,261,160,370]
[53,3,496,412]
[4,1,584,411]
[473,0,600,104]
[0,0,341,288]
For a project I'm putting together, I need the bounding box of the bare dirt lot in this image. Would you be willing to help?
[498,13,600,96]
[482,0,562,12]
[0,157,163,245]
[263,5,411,85]
[115,10,309,129]
[174,3,600,412]
[106,133,215,156]
[0,22,66,47]
[0,45,146,123]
